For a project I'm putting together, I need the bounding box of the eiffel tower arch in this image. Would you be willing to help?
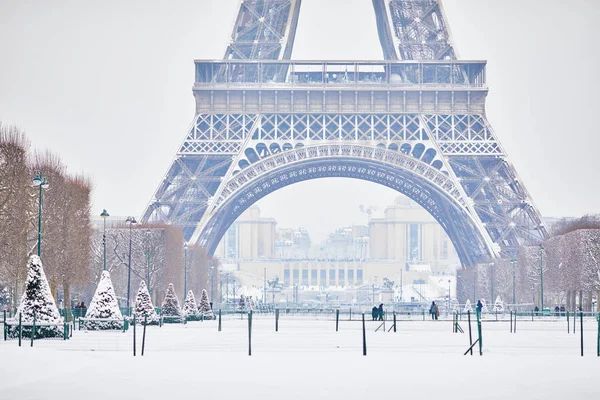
[141,0,547,269]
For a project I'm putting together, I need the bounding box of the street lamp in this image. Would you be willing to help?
[183,242,188,298]
[538,244,544,310]
[447,279,451,316]
[100,209,109,270]
[489,262,495,305]
[211,263,215,304]
[32,175,49,257]
[510,258,517,306]
[125,216,137,315]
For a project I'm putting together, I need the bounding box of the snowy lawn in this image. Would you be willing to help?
[1,315,599,400]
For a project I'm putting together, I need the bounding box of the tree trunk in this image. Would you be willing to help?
[587,291,593,311]
[566,290,570,311]
[63,282,71,321]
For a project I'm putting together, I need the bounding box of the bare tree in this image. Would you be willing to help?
[0,124,32,308]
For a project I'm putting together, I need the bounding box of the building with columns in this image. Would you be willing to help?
[369,196,459,274]
[213,206,276,259]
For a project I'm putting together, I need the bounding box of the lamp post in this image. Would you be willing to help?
[539,244,544,310]
[210,263,215,303]
[489,262,495,305]
[183,243,188,298]
[125,216,136,315]
[447,279,451,316]
[145,229,151,294]
[510,258,517,306]
[32,175,49,257]
[263,267,267,305]
[100,209,109,271]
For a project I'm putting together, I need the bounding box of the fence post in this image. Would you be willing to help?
[133,315,136,357]
[597,313,599,357]
[248,311,253,356]
[218,309,222,332]
[580,311,584,357]
[362,313,367,356]
[18,313,22,347]
[567,310,570,333]
[422,310,425,321]
[336,309,339,332]
[349,308,352,321]
[574,310,576,334]
[142,314,147,356]
[3,310,6,341]
[393,312,397,333]
[467,311,473,355]
[477,310,482,356]
[275,309,279,332]
[30,312,36,347]
[510,311,513,333]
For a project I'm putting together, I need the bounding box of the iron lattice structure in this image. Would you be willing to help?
[141,0,547,267]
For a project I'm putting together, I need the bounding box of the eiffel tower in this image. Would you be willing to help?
[141,0,547,269]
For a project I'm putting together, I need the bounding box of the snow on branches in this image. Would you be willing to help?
[198,289,213,320]
[7,256,63,339]
[161,283,182,323]
[83,271,123,330]
[182,290,200,321]
[133,280,158,325]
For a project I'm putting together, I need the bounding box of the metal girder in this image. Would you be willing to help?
[373,0,458,60]
[224,0,301,61]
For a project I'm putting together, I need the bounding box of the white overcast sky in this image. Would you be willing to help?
[1,0,599,243]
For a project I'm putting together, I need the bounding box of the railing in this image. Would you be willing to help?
[194,60,486,89]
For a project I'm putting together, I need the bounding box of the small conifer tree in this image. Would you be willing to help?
[133,280,158,325]
[198,289,213,320]
[8,256,63,338]
[161,283,182,323]
[493,296,504,313]
[182,290,200,321]
[463,299,473,313]
[83,271,124,330]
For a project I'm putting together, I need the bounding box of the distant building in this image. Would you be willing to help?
[213,206,276,259]
[369,196,459,274]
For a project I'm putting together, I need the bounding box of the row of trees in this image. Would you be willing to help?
[90,223,219,308]
[1,122,218,315]
[0,123,91,315]
[458,216,600,310]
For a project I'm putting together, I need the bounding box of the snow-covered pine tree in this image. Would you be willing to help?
[182,290,200,321]
[237,294,246,313]
[161,283,182,323]
[133,280,158,325]
[493,296,504,313]
[83,271,124,330]
[8,255,63,339]
[481,299,489,313]
[198,289,213,320]
[463,299,473,313]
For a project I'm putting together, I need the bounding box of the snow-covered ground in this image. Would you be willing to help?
[1,315,598,399]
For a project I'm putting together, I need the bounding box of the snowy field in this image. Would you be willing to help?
[1,315,599,400]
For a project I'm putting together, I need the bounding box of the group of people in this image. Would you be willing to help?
[371,304,385,321]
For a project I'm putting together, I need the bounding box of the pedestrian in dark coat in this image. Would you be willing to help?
[476,300,483,315]
[429,301,437,320]
[378,304,384,321]
[371,306,378,321]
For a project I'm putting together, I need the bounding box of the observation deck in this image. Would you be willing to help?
[194,60,486,89]
[193,60,487,115]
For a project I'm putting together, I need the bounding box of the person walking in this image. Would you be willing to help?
[429,301,437,320]
[476,300,483,316]
[378,303,384,321]
[371,306,378,321]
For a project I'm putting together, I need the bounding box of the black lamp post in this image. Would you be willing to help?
[100,209,109,270]
[32,175,49,257]
[125,216,137,315]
